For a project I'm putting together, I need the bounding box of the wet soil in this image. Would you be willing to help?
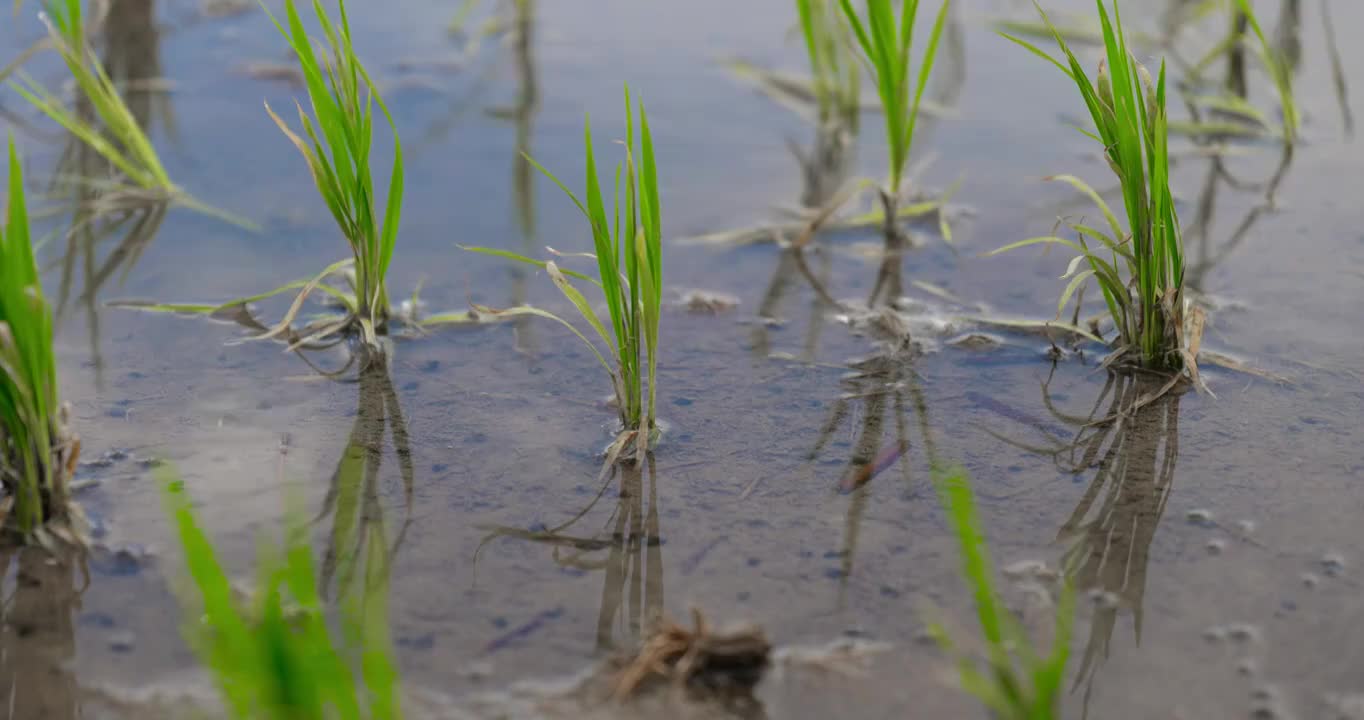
[1,0,1362,718]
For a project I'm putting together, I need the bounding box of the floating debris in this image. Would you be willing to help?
[107,630,137,653]
[1226,623,1261,645]
[946,332,1005,351]
[238,61,305,86]
[1187,508,1215,526]
[1202,625,1228,644]
[673,289,740,315]
[1321,552,1347,577]
[1200,351,1293,385]
[610,609,771,701]
[772,636,892,676]
[1001,559,1060,582]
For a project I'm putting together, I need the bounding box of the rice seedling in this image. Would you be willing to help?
[254,0,405,347]
[161,468,402,719]
[114,0,478,356]
[994,1,1194,373]
[9,0,223,219]
[1186,0,1299,141]
[927,466,1074,720]
[836,0,951,238]
[0,136,82,544]
[463,87,662,460]
[795,0,862,127]
[46,0,174,387]
[1229,0,1298,140]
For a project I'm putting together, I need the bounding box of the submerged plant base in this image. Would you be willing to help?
[0,405,88,548]
[112,265,498,376]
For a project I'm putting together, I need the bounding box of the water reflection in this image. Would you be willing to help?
[749,120,850,362]
[1180,1,1297,292]
[316,355,414,603]
[981,371,1185,716]
[807,342,936,604]
[483,0,540,355]
[0,546,88,720]
[48,0,172,387]
[477,458,664,651]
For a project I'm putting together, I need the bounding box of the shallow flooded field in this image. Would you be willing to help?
[1,0,1362,717]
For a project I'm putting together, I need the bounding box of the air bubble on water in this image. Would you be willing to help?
[1235,519,1257,534]
[1207,538,1228,556]
[1202,625,1228,644]
[1301,573,1320,589]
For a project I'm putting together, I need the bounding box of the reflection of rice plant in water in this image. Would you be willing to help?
[162,469,402,719]
[318,356,414,602]
[475,457,663,652]
[0,138,82,543]
[995,1,1190,372]
[974,370,1183,715]
[837,0,951,239]
[0,545,86,717]
[928,467,1074,720]
[801,338,934,602]
[465,87,662,459]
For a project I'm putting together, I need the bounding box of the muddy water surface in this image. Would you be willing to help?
[1,0,1362,718]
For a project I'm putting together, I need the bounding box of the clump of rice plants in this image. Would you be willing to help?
[994,1,1192,372]
[464,87,662,461]
[0,137,82,544]
[161,469,402,719]
[1227,0,1298,140]
[1180,0,1299,143]
[116,0,471,356]
[10,0,226,219]
[258,0,403,346]
[928,466,1073,720]
[837,0,951,239]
